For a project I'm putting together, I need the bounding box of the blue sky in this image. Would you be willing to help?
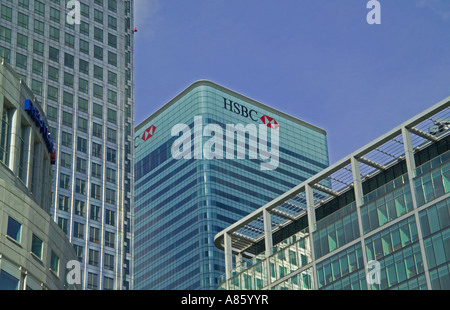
[133,0,450,164]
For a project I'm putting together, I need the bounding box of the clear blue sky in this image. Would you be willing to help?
[133,0,450,164]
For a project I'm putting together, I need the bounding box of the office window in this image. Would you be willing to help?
[80,39,89,54]
[94,27,103,42]
[108,33,117,48]
[89,249,99,267]
[106,188,116,205]
[107,148,116,163]
[63,91,74,107]
[108,15,117,30]
[87,273,98,290]
[64,53,74,68]
[47,85,58,102]
[92,142,102,159]
[78,117,88,133]
[58,217,68,234]
[90,205,101,222]
[107,108,117,124]
[107,71,117,86]
[48,66,59,82]
[73,244,84,262]
[108,0,117,12]
[106,168,116,184]
[108,51,117,66]
[93,84,103,99]
[105,209,115,226]
[76,157,87,174]
[33,40,44,55]
[93,103,103,119]
[16,33,27,49]
[75,179,86,196]
[59,195,70,212]
[77,136,87,153]
[91,183,101,200]
[49,26,59,41]
[79,59,89,74]
[31,80,42,96]
[104,231,115,248]
[7,217,22,243]
[78,97,89,112]
[18,0,29,8]
[62,111,72,127]
[50,251,59,275]
[107,89,117,104]
[107,128,116,143]
[34,1,45,16]
[92,122,102,138]
[50,7,60,22]
[75,200,86,216]
[0,46,11,63]
[94,45,103,60]
[92,162,101,179]
[60,152,71,169]
[78,78,89,94]
[89,227,100,244]
[1,5,12,22]
[93,65,103,81]
[31,234,43,259]
[61,131,72,148]
[32,59,43,75]
[73,222,84,239]
[104,254,114,271]
[59,173,71,190]
[49,47,59,62]
[17,12,29,29]
[16,53,27,69]
[94,9,103,24]
[65,33,75,48]
[80,20,89,36]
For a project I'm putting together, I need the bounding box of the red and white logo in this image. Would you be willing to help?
[142,125,156,141]
[260,115,279,129]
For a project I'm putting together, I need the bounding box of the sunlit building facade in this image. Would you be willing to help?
[134,80,329,290]
[215,96,450,290]
[0,0,135,290]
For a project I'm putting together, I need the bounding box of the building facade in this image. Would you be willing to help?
[134,80,329,290]
[215,96,450,290]
[0,0,135,290]
[0,59,79,290]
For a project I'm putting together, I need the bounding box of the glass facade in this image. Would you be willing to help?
[134,81,329,290]
[0,0,134,290]
[216,105,450,290]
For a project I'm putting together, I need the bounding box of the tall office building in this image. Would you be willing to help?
[0,0,135,290]
[215,96,450,290]
[134,80,329,290]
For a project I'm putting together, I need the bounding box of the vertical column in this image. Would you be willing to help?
[402,127,432,289]
[224,232,233,289]
[305,184,318,289]
[263,209,273,288]
[351,157,371,290]
[9,109,19,173]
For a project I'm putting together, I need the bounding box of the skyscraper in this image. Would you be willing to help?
[0,0,134,290]
[134,80,329,290]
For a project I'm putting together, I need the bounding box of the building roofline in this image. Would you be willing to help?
[135,80,327,135]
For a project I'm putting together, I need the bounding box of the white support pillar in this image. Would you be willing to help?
[402,127,432,289]
[263,209,273,287]
[224,232,233,288]
[305,184,316,233]
[351,157,371,290]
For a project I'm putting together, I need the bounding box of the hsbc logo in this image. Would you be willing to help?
[142,125,156,141]
[223,98,279,130]
[261,115,279,129]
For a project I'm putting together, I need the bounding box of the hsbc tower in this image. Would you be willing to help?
[133,81,329,290]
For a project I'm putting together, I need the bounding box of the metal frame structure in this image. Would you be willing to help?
[214,95,450,289]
